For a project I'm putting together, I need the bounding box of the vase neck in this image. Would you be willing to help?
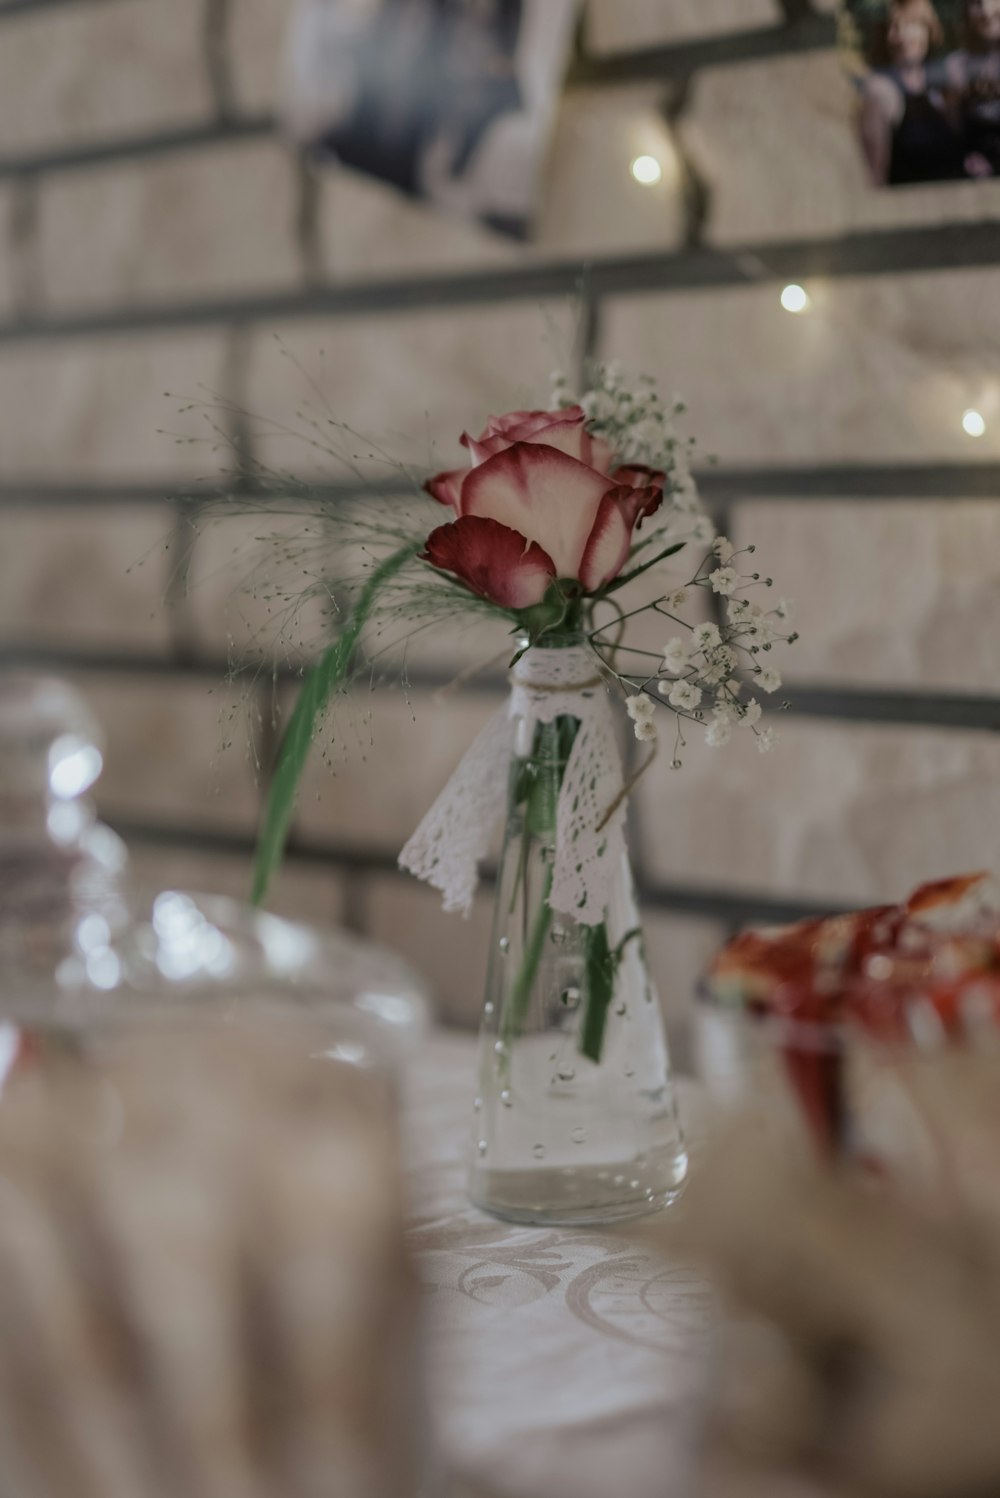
[510,643,600,694]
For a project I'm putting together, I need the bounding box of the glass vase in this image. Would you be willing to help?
[468,646,688,1226]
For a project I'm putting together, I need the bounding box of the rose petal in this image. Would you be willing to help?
[461,442,614,578]
[461,405,615,471]
[424,467,466,510]
[578,492,632,591]
[578,484,663,591]
[612,463,666,494]
[423,516,555,609]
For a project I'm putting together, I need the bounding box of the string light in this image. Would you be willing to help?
[780,284,810,314]
[962,409,986,438]
[630,154,663,186]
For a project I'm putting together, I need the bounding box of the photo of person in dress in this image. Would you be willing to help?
[945,0,1000,175]
[854,0,964,184]
[842,0,1000,182]
[281,0,578,237]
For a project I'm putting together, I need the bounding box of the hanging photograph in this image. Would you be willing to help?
[840,0,1000,184]
[281,0,580,238]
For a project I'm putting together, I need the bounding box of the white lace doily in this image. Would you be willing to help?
[399,647,627,926]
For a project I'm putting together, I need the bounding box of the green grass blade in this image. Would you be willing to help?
[252,541,420,906]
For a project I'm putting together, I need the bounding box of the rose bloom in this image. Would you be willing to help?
[422,406,664,609]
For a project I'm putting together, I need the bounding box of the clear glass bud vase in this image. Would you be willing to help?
[468,645,688,1226]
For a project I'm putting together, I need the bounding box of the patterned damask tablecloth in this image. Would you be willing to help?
[402,1033,715,1498]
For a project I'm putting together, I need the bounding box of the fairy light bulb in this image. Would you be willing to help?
[630,154,663,186]
[780,284,810,314]
[962,408,986,438]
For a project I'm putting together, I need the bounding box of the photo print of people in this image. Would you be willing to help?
[841,0,1000,184]
[280,0,580,237]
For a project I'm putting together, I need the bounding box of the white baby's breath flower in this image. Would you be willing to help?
[726,678,742,697]
[705,717,733,748]
[662,636,691,673]
[756,726,776,754]
[712,536,734,564]
[775,598,793,621]
[757,665,782,693]
[741,698,762,727]
[625,692,655,725]
[634,718,657,742]
[727,597,753,624]
[665,588,689,611]
[709,566,739,596]
[692,621,721,652]
[667,679,702,711]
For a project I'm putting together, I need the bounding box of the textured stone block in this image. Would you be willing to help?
[366,873,494,1029]
[636,716,1000,906]
[293,685,500,852]
[0,332,230,480]
[127,842,346,930]
[75,673,263,833]
[0,0,211,155]
[182,508,336,662]
[38,142,303,310]
[586,0,780,55]
[732,499,1000,693]
[246,302,577,479]
[682,50,1000,245]
[602,268,1000,465]
[227,0,294,114]
[0,502,174,650]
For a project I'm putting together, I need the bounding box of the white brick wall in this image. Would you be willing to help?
[0,0,211,153]
[732,500,1000,693]
[0,503,174,650]
[38,142,305,309]
[0,332,231,479]
[602,269,1000,466]
[586,0,781,54]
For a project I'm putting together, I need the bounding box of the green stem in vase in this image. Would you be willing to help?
[580,922,615,1063]
[500,862,554,1052]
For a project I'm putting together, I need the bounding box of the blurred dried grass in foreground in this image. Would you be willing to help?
[681,1051,1000,1498]
[0,1022,420,1498]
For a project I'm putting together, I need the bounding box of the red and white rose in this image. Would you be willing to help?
[422,405,664,609]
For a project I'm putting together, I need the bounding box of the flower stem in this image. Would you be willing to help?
[500,862,554,1051]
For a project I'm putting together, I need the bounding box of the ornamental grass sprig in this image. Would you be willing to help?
[182,355,797,902]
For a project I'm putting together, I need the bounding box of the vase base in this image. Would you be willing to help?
[468,1148,689,1228]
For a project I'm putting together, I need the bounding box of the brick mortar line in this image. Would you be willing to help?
[0,222,996,343]
[111,815,840,926]
[5,643,1000,730]
[0,465,998,505]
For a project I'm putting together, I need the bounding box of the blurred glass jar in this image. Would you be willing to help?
[0,673,430,1084]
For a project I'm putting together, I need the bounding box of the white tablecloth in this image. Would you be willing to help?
[403,1033,713,1498]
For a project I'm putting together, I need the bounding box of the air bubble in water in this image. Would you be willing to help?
[500,1088,513,1108]
[550,925,567,945]
[494,1040,507,1057]
[473,1095,483,1112]
[560,985,581,1009]
[532,1144,546,1160]
[624,1065,635,1078]
[571,1126,587,1144]
[477,1139,488,1157]
[498,936,510,953]
[615,1001,627,1017]
[556,1064,576,1082]
[483,1001,495,1016]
